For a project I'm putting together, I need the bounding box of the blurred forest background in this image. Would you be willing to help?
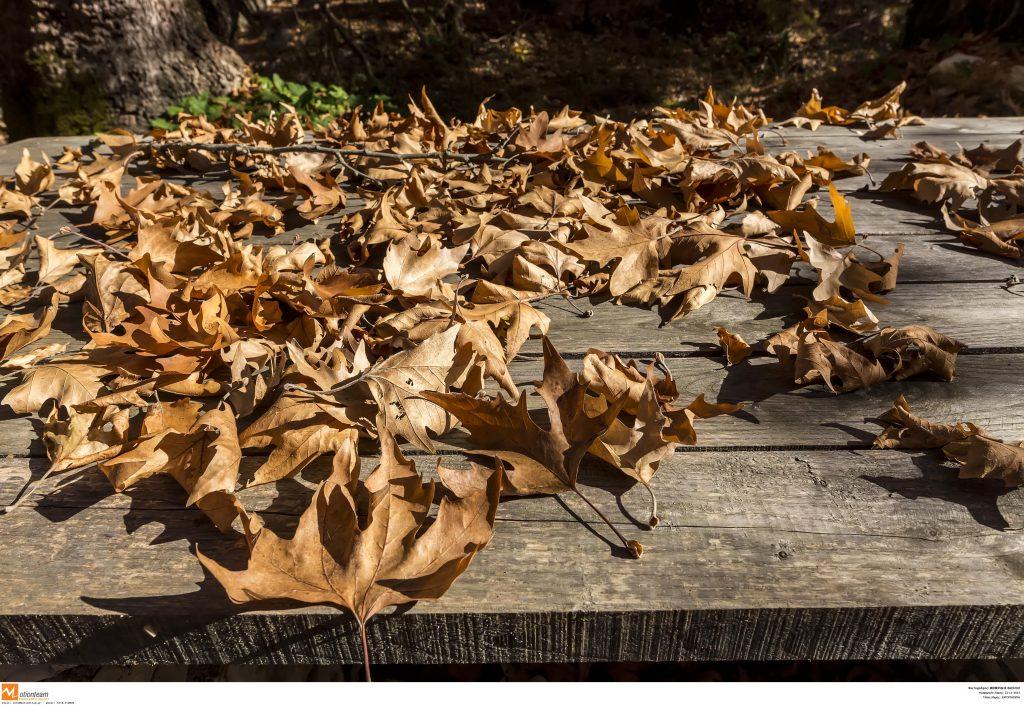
[1,0,1023,141]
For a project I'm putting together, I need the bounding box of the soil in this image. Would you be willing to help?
[235,0,1024,120]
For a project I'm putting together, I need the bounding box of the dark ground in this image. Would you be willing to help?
[236,0,1024,120]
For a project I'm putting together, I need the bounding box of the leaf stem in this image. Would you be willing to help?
[642,482,659,528]
[358,618,372,682]
[570,484,642,558]
[559,292,593,318]
[853,242,888,261]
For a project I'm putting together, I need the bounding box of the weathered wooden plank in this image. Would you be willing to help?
[0,122,1020,668]
[4,605,1023,665]
[4,449,1023,537]
[6,276,1022,367]
[516,353,1024,449]
[537,280,1024,354]
[1,449,1022,664]
[0,353,1020,457]
[787,234,1022,284]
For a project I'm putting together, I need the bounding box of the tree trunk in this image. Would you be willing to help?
[904,0,1024,46]
[0,0,247,139]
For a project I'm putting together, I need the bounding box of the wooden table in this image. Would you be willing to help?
[1,119,1024,666]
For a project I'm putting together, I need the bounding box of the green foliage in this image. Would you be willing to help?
[152,74,390,130]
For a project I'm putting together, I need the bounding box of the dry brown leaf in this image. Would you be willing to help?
[767,184,856,248]
[943,207,1023,260]
[100,401,244,530]
[945,437,1024,487]
[0,293,60,362]
[3,362,108,414]
[198,427,500,679]
[874,395,1023,487]
[874,394,979,450]
[239,391,360,487]
[769,315,964,393]
[715,326,752,364]
[880,159,989,208]
[424,337,641,557]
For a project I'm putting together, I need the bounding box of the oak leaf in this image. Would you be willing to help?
[715,326,752,365]
[874,394,978,450]
[874,395,1023,487]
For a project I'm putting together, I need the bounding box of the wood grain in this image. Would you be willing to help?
[1,450,1023,664]
[0,352,1020,457]
[6,275,1024,365]
[1,122,1022,666]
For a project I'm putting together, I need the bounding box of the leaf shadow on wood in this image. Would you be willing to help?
[0,389,46,459]
[62,470,384,665]
[715,357,835,409]
[843,190,945,232]
[26,465,113,519]
[441,433,652,545]
[76,577,362,665]
[53,477,354,663]
[935,240,1024,271]
[553,493,639,560]
[576,459,652,533]
[0,456,50,508]
[861,452,1015,532]
[819,421,877,445]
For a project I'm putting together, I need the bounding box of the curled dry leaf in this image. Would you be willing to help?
[943,207,1023,260]
[100,401,244,530]
[424,337,642,557]
[880,159,989,208]
[0,342,67,369]
[715,326,752,365]
[767,313,965,393]
[874,394,978,450]
[874,395,1023,487]
[0,293,59,362]
[424,337,622,496]
[580,348,739,526]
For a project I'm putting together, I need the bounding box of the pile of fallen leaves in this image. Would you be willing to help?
[0,82,1005,679]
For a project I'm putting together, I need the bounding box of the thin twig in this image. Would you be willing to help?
[322,2,380,88]
[50,226,130,260]
[149,140,499,165]
[493,125,521,157]
[398,0,428,42]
